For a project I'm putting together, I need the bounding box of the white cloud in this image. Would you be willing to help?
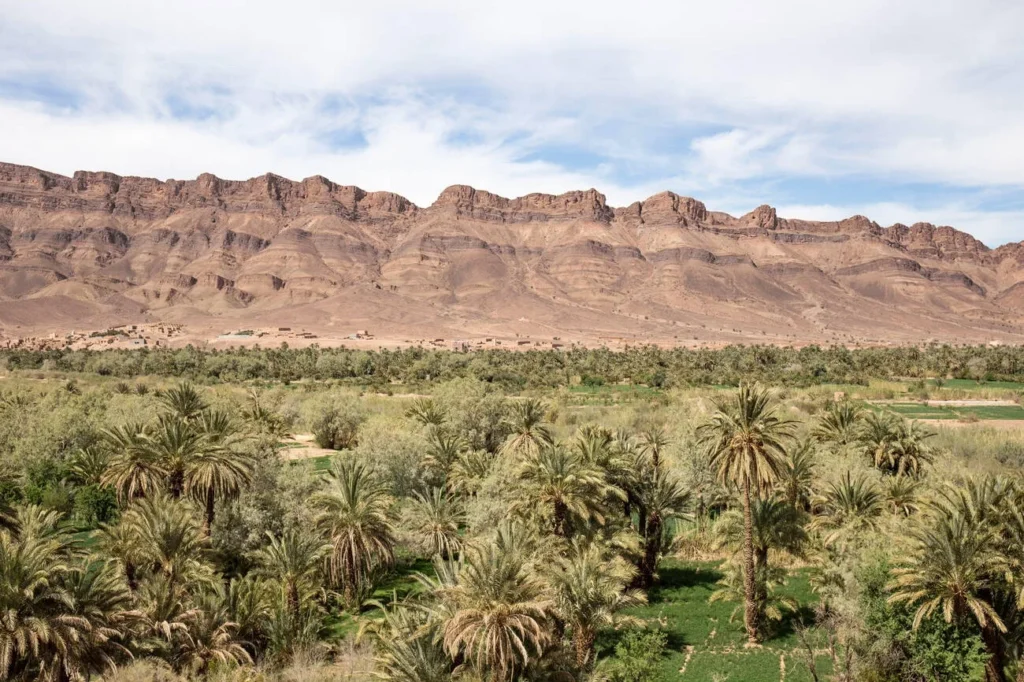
[2,0,1024,244]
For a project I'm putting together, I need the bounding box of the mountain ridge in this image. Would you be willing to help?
[1,161,1022,345]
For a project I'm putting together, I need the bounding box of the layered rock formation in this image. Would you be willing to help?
[1,161,1022,343]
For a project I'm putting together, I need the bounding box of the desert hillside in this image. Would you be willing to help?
[2,161,1023,346]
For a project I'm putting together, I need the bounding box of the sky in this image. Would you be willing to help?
[2,1,1024,245]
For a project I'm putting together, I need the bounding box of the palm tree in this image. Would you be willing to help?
[405,487,465,558]
[638,425,671,470]
[185,445,253,535]
[406,398,448,428]
[697,383,795,644]
[312,459,396,604]
[441,542,553,681]
[362,602,451,682]
[67,445,110,487]
[0,529,77,681]
[56,560,141,680]
[176,587,252,676]
[158,382,209,421]
[812,400,862,446]
[123,494,209,589]
[223,574,273,656]
[634,468,693,588]
[547,540,644,668]
[883,475,922,516]
[96,519,146,591]
[890,510,1008,682]
[810,472,883,547]
[423,429,466,487]
[99,422,166,503]
[777,439,817,512]
[501,399,552,459]
[449,449,494,498]
[886,420,935,477]
[254,530,328,620]
[514,444,621,539]
[142,415,209,498]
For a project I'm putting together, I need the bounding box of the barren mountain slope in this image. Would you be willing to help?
[1,161,1022,345]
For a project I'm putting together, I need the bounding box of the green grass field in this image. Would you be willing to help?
[601,560,826,681]
[874,402,1024,421]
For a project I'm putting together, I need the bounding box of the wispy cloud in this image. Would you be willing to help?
[1,0,1024,244]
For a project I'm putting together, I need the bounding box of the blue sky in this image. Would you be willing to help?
[2,0,1024,245]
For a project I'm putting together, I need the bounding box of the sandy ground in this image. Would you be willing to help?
[279,434,337,461]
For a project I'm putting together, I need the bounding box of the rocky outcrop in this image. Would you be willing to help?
[1,161,1023,341]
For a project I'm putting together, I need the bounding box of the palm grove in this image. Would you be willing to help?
[2,376,1024,681]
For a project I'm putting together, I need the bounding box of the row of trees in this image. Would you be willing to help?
[4,376,1024,680]
[5,342,1023,387]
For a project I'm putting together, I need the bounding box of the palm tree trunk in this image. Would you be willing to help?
[982,623,1007,682]
[204,488,216,536]
[639,514,662,589]
[554,499,571,539]
[573,625,596,668]
[742,480,760,644]
[168,467,184,498]
[287,580,300,620]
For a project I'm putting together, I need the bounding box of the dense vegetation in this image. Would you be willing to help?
[7,342,1024,388]
[2,361,1024,681]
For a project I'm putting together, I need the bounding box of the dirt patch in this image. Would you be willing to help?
[279,433,337,460]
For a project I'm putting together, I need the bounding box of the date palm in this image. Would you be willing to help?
[547,540,644,668]
[0,529,76,681]
[441,542,553,682]
[514,444,621,539]
[634,468,693,588]
[67,445,110,487]
[887,420,935,477]
[123,494,209,589]
[501,399,552,459]
[55,560,141,680]
[143,415,209,498]
[312,458,396,604]
[158,381,209,422]
[449,449,494,498]
[883,475,922,516]
[423,429,466,487]
[697,383,795,644]
[777,439,817,512]
[889,510,1007,682]
[363,602,451,682]
[810,472,883,547]
[406,398,448,428]
[405,487,465,558]
[184,434,253,536]
[812,400,862,446]
[176,587,252,676]
[254,529,328,621]
[99,422,166,503]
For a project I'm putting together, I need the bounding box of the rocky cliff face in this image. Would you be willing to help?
[1,161,1022,342]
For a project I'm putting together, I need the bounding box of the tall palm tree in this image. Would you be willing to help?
[441,542,553,681]
[886,420,935,477]
[501,399,552,459]
[158,382,209,422]
[634,468,693,588]
[312,459,396,604]
[697,383,795,643]
[405,487,465,558]
[99,422,166,503]
[514,444,621,539]
[185,445,253,536]
[96,519,147,591]
[812,400,862,446]
[67,445,110,487]
[142,415,209,498]
[449,449,494,498]
[547,540,644,668]
[810,472,883,547]
[254,530,328,621]
[890,510,1008,682]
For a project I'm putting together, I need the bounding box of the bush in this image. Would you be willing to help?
[602,628,667,682]
[73,484,119,527]
[305,392,367,450]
